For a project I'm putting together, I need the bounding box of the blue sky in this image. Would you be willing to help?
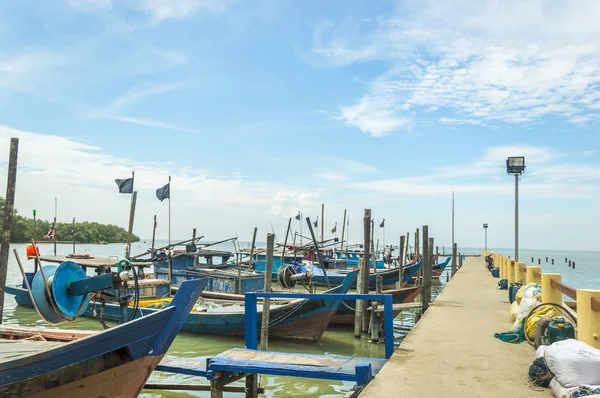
[1,0,600,251]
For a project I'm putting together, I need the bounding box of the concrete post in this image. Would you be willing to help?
[507,259,515,285]
[527,266,542,285]
[541,274,562,305]
[576,289,600,349]
[515,262,527,284]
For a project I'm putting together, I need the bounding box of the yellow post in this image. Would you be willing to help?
[500,257,505,279]
[576,289,600,349]
[507,259,515,285]
[541,273,562,305]
[515,262,527,284]
[527,266,542,285]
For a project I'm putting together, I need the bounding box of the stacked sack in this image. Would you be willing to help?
[543,339,600,397]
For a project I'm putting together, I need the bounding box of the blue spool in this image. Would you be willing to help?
[52,261,89,318]
[31,261,89,322]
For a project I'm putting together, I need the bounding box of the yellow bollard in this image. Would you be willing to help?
[507,259,515,285]
[541,273,562,305]
[576,289,600,349]
[499,256,505,279]
[527,266,542,285]
[515,262,527,284]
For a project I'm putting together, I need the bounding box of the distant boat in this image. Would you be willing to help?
[0,279,202,398]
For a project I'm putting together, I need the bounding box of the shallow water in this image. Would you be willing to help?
[7,242,595,396]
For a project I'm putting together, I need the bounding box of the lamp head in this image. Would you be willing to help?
[506,156,525,175]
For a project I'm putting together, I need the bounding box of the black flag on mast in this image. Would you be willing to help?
[295,211,301,220]
[313,217,318,228]
[380,219,385,228]
[156,182,170,202]
[115,177,134,194]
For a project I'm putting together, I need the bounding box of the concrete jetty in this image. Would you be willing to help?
[361,256,548,397]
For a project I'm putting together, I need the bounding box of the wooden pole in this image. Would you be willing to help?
[405,232,410,260]
[168,175,171,247]
[340,209,347,251]
[451,243,457,276]
[72,218,75,254]
[0,138,19,324]
[249,227,257,267]
[151,215,157,257]
[354,259,364,338]
[280,217,292,268]
[125,171,135,258]
[415,228,420,260]
[422,234,433,313]
[361,209,371,333]
[53,197,57,256]
[397,235,405,289]
[321,204,324,242]
[306,217,330,288]
[259,233,275,351]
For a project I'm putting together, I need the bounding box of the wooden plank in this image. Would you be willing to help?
[368,303,421,312]
[155,355,208,377]
[550,279,577,300]
[143,383,265,393]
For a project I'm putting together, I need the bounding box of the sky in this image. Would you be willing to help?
[1,0,600,251]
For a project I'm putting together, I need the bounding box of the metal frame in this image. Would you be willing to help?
[244,292,395,359]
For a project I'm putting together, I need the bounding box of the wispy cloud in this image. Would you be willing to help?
[110,116,199,133]
[138,0,235,25]
[583,150,596,157]
[90,81,191,117]
[307,0,600,136]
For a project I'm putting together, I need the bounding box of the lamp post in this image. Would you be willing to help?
[506,156,525,261]
[483,223,488,251]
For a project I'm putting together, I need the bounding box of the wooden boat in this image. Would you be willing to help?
[0,279,202,398]
[331,285,422,325]
[305,260,423,290]
[6,270,358,342]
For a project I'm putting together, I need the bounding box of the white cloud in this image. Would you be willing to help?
[309,0,600,135]
[583,150,596,157]
[338,95,411,136]
[0,125,322,239]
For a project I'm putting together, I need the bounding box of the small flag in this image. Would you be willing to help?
[43,224,55,239]
[156,182,170,202]
[295,211,301,220]
[115,177,134,194]
[380,219,385,228]
[313,217,318,228]
[331,223,337,234]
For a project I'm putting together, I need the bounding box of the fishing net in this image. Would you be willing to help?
[529,357,554,388]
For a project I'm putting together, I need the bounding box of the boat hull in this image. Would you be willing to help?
[0,280,202,398]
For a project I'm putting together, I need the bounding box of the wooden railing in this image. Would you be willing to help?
[550,278,577,300]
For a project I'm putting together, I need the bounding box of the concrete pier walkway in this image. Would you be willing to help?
[361,256,549,397]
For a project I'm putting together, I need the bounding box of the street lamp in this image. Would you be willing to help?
[506,156,525,261]
[483,223,488,251]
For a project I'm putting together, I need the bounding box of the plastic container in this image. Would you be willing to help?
[548,320,575,345]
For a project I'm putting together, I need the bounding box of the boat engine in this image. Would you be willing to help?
[29,260,135,324]
[276,265,313,289]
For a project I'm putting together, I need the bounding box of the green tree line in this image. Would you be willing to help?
[0,197,140,244]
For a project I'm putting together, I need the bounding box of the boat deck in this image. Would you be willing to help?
[38,255,149,268]
[157,348,387,383]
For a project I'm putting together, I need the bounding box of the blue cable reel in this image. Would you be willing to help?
[31,261,89,323]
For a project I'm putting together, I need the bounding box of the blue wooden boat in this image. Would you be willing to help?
[6,270,358,342]
[433,256,451,271]
[303,260,423,289]
[154,249,265,294]
[0,279,202,398]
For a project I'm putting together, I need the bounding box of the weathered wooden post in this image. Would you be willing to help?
[341,209,347,250]
[551,258,554,265]
[569,260,572,268]
[415,228,420,260]
[259,233,275,351]
[531,257,534,263]
[565,257,568,263]
[396,235,405,289]
[150,215,157,256]
[451,243,457,276]
[321,203,325,242]
[0,138,18,324]
[423,235,433,312]
[354,259,364,338]
[538,258,541,265]
[573,261,576,269]
[545,257,548,262]
[361,209,371,333]
[421,226,431,313]
[370,301,380,342]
